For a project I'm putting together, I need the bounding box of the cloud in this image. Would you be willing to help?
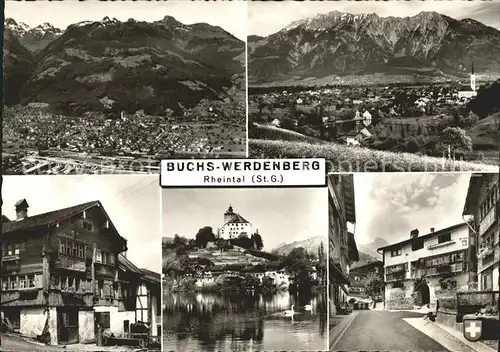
[355,173,469,245]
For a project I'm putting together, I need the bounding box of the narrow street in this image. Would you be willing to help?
[331,311,449,351]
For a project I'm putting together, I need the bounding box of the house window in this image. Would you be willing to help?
[19,277,26,289]
[2,280,8,291]
[61,276,67,290]
[438,233,451,244]
[98,280,104,297]
[10,278,17,290]
[78,244,84,258]
[482,271,493,290]
[68,277,74,290]
[96,250,102,263]
[391,248,402,257]
[412,239,424,251]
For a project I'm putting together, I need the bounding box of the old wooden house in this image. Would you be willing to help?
[1,199,160,345]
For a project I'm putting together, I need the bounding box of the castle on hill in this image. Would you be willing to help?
[217,205,253,239]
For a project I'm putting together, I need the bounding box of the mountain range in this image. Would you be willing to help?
[248,11,500,84]
[272,235,384,268]
[4,16,245,114]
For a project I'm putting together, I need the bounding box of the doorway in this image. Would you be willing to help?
[418,282,430,306]
[57,308,79,344]
[94,312,110,340]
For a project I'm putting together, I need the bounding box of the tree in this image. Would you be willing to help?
[252,231,264,251]
[406,137,421,153]
[280,117,295,130]
[436,127,473,154]
[195,226,216,248]
[364,272,384,298]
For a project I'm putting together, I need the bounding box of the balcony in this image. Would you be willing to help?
[479,207,497,236]
[1,254,20,262]
[95,263,116,278]
[478,247,499,273]
[54,256,86,272]
[427,240,455,250]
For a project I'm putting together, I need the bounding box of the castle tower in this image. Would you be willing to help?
[224,204,235,224]
[470,61,476,92]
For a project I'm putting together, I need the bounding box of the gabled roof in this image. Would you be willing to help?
[462,174,486,216]
[140,268,161,285]
[1,215,11,223]
[118,253,142,275]
[377,223,467,252]
[2,201,99,234]
[458,85,474,92]
[225,213,250,225]
[2,201,127,251]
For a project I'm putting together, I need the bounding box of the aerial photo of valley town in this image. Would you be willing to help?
[247,1,500,172]
[3,1,246,175]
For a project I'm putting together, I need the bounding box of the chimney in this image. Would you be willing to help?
[410,229,419,239]
[430,228,435,233]
[15,199,29,221]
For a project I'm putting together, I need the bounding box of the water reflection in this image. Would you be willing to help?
[163,291,327,352]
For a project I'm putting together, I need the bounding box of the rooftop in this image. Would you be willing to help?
[2,200,127,251]
[377,223,468,252]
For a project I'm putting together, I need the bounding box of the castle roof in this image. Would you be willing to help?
[224,213,250,225]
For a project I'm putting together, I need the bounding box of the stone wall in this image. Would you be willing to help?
[78,310,95,343]
[20,307,58,345]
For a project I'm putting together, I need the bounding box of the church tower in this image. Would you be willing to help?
[224,204,235,224]
[470,61,476,92]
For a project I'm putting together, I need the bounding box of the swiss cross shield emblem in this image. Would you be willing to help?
[463,319,482,342]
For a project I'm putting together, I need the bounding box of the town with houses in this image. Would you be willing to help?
[249,65,499,165]
[1,199,161,350]
[3,100,246,175]
[328,172,499,351]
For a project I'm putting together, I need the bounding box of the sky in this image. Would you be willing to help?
[162,188,327,250]
[5,0,247,41]
[248,0,500,36]
[2,175,161,273]
[352,173,472,246]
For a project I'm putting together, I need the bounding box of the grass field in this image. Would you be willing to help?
[249,125,498,172]
[249,139,497,172]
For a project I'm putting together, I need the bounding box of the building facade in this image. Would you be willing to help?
[463,173,499,291]
[218,205,252,239]
[349,261,384,298]
[378,224,470,308]
[1,199,160,345]
[328,174,359,316]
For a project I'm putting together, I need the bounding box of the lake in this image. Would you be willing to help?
[163,290,328,352]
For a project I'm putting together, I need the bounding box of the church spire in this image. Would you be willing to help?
[470,60,476,92]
